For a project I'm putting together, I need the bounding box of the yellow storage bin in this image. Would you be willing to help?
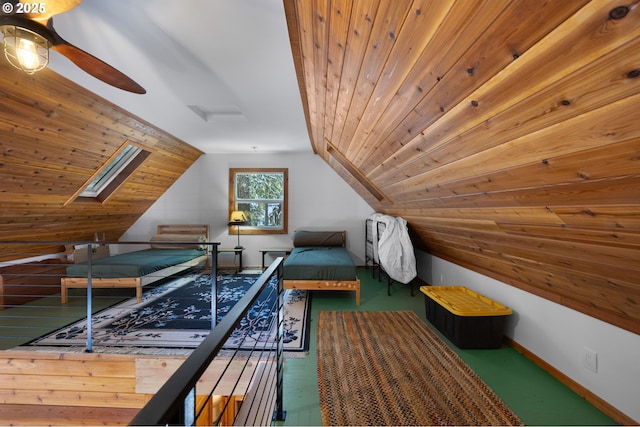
[419,286,512,316]
[420,286,512,349]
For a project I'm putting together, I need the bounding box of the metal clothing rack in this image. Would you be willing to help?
[365,218,414,296]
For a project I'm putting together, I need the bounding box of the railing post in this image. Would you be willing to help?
[273,261,286,421]
[85,244,93,353]
[211,243,218,328]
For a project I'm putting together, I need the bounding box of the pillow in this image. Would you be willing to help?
[292,230,345,247]
[149,233,206,249]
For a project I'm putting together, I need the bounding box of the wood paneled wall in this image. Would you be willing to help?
[0,64,202,261]
[0,351,256,426]
[284,0,640,335]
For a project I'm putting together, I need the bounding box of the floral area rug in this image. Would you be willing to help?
[29,273,310,352]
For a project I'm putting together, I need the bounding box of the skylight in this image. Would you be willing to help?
[80,144,142,197]
[65,141,150,206]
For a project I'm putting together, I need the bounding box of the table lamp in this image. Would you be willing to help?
[228,210,248,249]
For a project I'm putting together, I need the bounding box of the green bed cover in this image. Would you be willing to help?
[65,248,205,278]
[283,247,356,281]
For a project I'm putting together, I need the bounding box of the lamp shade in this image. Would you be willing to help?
[229,210,248,224]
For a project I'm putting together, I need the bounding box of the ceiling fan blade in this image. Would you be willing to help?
[51,41,146,94]
[18,0,83,22]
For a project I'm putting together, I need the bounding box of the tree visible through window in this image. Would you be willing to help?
[229,168,288,234]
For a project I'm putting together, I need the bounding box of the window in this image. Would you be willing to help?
[65,141,150,205]
[80,144,141,197]
[229,168,288,234]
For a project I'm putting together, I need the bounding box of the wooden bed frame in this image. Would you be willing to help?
[283,279,361,305]
[60,224,209,304]
[282,231,361,305]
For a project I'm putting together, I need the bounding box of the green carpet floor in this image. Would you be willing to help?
[277,268,617,426]
[0,290,128,350]
[0,268,619,425]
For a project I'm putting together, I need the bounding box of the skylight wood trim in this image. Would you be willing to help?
[326,143,386,202]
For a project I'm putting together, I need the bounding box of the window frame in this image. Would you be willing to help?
[229,168,288,235]
[65,141,150,206]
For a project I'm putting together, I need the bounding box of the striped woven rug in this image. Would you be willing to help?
[317,310,524,426]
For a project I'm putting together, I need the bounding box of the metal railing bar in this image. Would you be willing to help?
[195,303,279,425]
[0,240,220,245]
[129,258,284,426]
[273,264,285,422]
[205,347,272,426]
[234,352,277,426]
[85,245,93,352]
[0,315,87,320]
[206,289,280,425]
[192,329,268,422]
[0,240,220,352]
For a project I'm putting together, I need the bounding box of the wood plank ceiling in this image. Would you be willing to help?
[284,0,640,335]
[0,64,203,260]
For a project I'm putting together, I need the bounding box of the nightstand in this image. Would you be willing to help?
[259,248,292,270]
[218,247,244,272]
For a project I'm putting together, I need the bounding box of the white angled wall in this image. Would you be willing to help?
[417,252,640,423]
[121,151,374,267]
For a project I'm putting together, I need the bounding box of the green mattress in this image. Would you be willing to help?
[65,248,205,278]
[283,247,356,281]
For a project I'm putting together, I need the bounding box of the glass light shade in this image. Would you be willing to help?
[1,25,49,74]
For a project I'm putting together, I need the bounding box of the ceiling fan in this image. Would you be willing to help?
[0,0,145,94]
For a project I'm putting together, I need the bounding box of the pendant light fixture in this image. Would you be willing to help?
[0,4,146,94]
[0,24,49,74]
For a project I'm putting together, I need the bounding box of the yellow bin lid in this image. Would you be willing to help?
[420,286,512,316]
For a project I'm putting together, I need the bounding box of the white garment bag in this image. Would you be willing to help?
[369,213,417,284]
